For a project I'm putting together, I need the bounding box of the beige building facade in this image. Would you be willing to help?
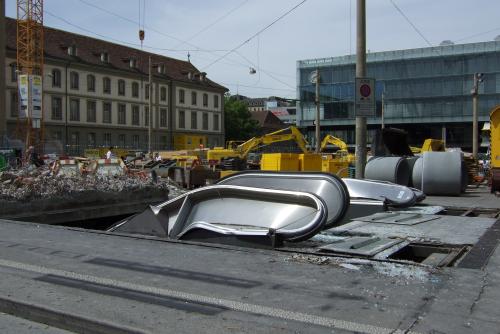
[3,18,226,154]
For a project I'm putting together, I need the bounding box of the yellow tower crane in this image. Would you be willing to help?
[16,0,44,153]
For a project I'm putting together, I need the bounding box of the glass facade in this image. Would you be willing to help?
[297,41,500,148]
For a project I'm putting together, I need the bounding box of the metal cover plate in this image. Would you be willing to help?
[318,236,403,256]
[357,212,440,225]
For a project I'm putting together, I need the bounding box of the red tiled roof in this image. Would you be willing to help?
[250,110,285,128]
[5,17,227,91]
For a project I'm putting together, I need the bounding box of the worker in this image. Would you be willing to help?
[106,147,113,159]
[154,152,162,162]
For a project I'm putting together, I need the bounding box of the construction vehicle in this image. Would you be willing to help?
[319,135,355,164]
[490,106,500,191]
[207,126,309,163]
[410,139,445,154]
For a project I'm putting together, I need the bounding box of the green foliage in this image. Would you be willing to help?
[224,96,260,141]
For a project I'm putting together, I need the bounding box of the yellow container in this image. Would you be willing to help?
[321,158,349,177]
[261,153,300,171]
[298,153,322,171]
[173,134,207,150]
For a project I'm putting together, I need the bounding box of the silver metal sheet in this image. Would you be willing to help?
[217,171,350,228]
[318,236,403,256]
[343,178,417,207]
[339,199,386,225]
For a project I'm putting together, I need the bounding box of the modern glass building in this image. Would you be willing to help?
[297,40,500,149]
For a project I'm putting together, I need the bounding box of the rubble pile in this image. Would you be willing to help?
[0,165,186,201]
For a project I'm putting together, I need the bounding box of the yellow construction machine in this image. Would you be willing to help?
[207,126,309,162]
[319,134,355,163]
[410,139,446,154]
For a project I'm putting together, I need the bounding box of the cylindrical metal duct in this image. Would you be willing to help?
[412,151,463,196]
[365,157,410,186]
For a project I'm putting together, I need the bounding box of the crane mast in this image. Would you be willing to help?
[16,0,44,152]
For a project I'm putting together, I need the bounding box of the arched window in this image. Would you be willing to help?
[70,71,79,90]
[118,79,126,96]
[52,69,61,87]
[103,77,111,94]
[87,74,95,92]
[132,82,139,98]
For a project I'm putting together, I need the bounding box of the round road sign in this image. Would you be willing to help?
[359,84,371,98]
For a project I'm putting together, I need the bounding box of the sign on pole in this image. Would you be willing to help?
[30,75,42,128]
[355,77,376,117]
[18,75,29,119]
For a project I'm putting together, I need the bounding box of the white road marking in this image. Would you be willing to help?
[0,258,421,334]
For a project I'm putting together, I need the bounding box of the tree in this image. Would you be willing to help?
[224,95,260,141]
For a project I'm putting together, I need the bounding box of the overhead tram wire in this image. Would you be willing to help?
[454,26,500,43]
[173,0,250,49]
[202,0,308,70]
[73,0,298,83]
[389,0,433,48]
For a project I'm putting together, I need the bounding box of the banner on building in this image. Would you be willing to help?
[18,75,29,119]
[30,75,43,120]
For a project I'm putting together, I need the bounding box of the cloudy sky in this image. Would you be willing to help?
[6,0,500,98]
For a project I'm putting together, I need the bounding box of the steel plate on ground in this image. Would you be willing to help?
[357,212,440,225]
[318,236,403,256]
[217,171,349,228]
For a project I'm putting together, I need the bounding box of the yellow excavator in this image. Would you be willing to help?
[410,139,445,154]
[319,134,355,164]
[207,126,309,162]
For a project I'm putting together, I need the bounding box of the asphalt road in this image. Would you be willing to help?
[0,219,498,334]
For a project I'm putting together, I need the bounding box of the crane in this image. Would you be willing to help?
[16,0,44,153]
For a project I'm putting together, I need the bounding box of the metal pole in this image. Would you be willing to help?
[472,74,479,160]
[148,56,152,155]
[381,91,385,129]
[355,0,367,179]
[315,68,321,153]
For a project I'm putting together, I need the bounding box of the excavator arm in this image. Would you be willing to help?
[320,135,348,152]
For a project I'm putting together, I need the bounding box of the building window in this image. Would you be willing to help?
[103,102,112,123]
[118,79,126,96]
[118,103,126,124]
[214,95,219,108]
[10,63,17,82]
[10,91,18,117]
[118,134,126,148]
[52,69,61,88]
[145,84,150,99]
[214,114,219,131]
[179,89,185,103]
[160,136,167,149]
[191,91,197,105]
[160,86,167,101]
[70,71,79,90]
[103,77,111,94]
[51,96,62,120]
[202,112,208,130]
[87,132,96,147]
[132,82,139,98]
[132,105,140,125]
[203,93,208,107]
[70,98,80,121]
[160,108,167,127]
[70,132,80,153]
[87,74,95,92]
[179,110,185,129]
[103,133,111,147]
[191,111,197,129]
[87,100,96,122]
[52,131,62,141]
[132,135,140,149]
[144,106,149,126]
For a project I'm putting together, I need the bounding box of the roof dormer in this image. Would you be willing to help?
[100,52,110,63]
[67,44,77,56]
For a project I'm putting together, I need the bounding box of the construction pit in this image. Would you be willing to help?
[0,161,499,333]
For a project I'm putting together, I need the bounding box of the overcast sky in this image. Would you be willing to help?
[6,0,500,98]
